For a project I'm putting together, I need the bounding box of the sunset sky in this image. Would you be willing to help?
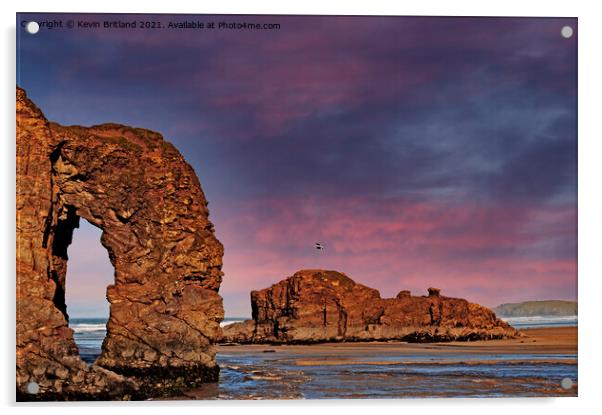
[17,14,577,317]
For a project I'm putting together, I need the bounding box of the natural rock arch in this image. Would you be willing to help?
[16,87,224,399]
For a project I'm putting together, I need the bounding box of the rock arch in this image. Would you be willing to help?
[16,87,224,399]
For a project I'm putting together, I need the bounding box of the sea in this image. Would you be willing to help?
[69,315,577,399]
[70,317,247,365]
[499,315,578,329]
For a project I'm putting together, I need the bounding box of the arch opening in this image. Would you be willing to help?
[63,217,114,365]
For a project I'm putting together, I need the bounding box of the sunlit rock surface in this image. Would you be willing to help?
[221,269,519,344]
[16,87,224,400]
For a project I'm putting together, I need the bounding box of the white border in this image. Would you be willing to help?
[2,1,601,414]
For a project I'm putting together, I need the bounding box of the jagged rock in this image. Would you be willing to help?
[16,87,224,400]
[221,270,519,344]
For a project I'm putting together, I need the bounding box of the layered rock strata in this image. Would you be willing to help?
[16,87,224,400]
[221,270,519,344]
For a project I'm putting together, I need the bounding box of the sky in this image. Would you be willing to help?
[17,14,577,318]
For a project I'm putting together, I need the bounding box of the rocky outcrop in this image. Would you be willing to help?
[16,87,224,400]
[221,270,519,344]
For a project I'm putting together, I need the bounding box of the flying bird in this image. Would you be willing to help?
[315,242,325,251]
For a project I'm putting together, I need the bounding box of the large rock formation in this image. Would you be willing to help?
[221,270,519,344]
[16,87,224,400]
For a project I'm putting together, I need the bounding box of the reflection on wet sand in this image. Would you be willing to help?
[174,327,577,399]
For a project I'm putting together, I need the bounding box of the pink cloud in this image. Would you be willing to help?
[217,195,576,314]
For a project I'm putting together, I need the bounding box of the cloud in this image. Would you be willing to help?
[18,13,577,316]
[217,195,576,313]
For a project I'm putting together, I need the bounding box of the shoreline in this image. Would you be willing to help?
[72,326,577,399]
[218,326,577,356]
[205,326,578,399]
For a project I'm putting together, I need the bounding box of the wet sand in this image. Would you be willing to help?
[194,327,577,399]
[217,327,578,357]
[75,323,578,399]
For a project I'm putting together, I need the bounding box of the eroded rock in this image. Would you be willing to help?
[16,87,224,400]
[221,269,519,344]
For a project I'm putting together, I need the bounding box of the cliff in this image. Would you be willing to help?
[221,270,519,344]
[493,301,577,317]
[16,87,224,400]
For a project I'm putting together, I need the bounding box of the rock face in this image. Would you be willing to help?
[221,270,519,344]
[16,87,224,400]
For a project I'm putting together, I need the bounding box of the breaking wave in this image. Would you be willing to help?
[500,315,577,328]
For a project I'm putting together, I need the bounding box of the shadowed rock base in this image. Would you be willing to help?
[221,270,520,344]
[17,365,220,402]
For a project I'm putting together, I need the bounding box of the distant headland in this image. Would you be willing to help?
[493,300,577,317]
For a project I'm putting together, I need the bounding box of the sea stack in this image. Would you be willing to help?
[221,269,519,344]
[16,87,224,400]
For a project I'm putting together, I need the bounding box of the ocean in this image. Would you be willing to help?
[499,315,578,329]
[69,316,577,399]
[70,317,247,365]
[70,317,108,365]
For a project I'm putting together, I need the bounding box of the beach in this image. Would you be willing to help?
[70,319,577,399]
[184,326,577,399]
[219,327,578,358]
